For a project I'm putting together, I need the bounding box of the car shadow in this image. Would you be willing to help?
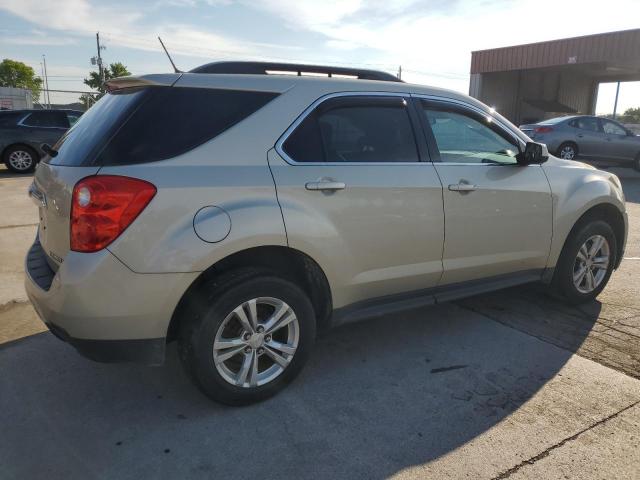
[0,291,602,479]
[0,167,33,180]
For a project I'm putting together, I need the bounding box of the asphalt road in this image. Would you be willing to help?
[1,164,639,479]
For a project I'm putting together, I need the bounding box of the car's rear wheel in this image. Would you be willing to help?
[3,145,38,173]
[557,142,578,160]
[178,269,316,405]
[553,219,617,304]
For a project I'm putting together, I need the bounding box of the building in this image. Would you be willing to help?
[0,87,33,110]
[469,28,640,125]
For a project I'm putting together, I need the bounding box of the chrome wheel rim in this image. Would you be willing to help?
[560,146,575,160]
[8,150,33,171]
[213,297,299,388]
[573,235,610,294]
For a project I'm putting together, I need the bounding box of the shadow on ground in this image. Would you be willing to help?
[0,295,601,480]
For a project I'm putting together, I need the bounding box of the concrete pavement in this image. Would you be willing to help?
[1,164,639,479]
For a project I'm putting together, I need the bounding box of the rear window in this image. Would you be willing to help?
[48,87,278,166]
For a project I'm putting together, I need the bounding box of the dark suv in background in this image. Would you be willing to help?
[0,109,83,173]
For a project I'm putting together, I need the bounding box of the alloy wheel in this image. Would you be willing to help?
[212,297,299,388]
[8,150,33,171]
[559,145,576,160]
[573,235,610,294]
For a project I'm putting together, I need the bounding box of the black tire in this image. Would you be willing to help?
[178,268,316,406]
[557,142,578,160]
[3,144,38,173]
[552,219,617,304]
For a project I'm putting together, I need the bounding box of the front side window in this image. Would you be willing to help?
[283,96,419,163]
[575,117,600,132]
[601,120,626,136]
[421,102,520,164]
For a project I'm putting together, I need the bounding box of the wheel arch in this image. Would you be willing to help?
[167,246,333,342]
[555,203,626,272]
[2,142,41,161]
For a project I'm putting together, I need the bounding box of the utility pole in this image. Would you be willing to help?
[397,65,402,81]
[42,54,51,108]
[612,81,621,120]
[96,32,104,86]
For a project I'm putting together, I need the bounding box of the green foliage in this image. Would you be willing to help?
[0,58,43,100]
[83,62,131,93]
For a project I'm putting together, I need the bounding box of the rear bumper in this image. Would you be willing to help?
[25,235,198,365]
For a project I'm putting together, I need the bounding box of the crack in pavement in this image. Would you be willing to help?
[0,223,38,230]
[491,400,640,479]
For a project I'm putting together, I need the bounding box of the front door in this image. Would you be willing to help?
[269,93,444,308]
[416,97,553,285]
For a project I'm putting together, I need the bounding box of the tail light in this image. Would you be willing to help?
[534,126,553,134]
[71,175,156,252]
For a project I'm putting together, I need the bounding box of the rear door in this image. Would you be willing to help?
[416,97,552,285]
[269,93,444,307]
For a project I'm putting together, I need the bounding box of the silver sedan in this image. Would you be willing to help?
[520,115,640,171]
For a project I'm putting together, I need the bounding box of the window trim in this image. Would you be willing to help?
[412,94,532,167]
[275,91,429,166]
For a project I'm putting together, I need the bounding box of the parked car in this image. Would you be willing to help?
[25,62,627,405]
[519,115,640,170]
[0,109,83,173]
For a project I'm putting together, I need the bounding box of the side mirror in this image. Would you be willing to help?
[517,141,549,165]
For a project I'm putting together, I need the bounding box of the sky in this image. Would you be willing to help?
[0,0,639,112]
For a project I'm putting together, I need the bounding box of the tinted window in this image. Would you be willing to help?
[602,120,626,136]
[575,117,599,132]
[0,111,24,127]
[422,102,519,164]
[49,87,277,166]
[98,87,278,166]
[22,111,68,128]
[67,112,81,127]
[283,96,419,163]
[48,88,147,166]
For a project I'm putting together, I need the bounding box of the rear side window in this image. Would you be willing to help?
[0,111,24,126]
[283,96,419,163]
[22,111,69,128]
[574,117,600,132]
[98,87,279,166]
[48,87,278,166]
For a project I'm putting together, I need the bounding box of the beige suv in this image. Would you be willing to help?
[25,62,627,405]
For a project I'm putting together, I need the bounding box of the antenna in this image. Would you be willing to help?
[158,36,182,73]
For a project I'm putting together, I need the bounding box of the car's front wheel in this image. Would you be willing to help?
[557,142,578,160]
[178,270,316,405]
[3,145,38,173]
[553,219,617,304]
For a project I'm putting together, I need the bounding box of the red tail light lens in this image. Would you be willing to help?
[71,175,156,252]
[534,126,553,134]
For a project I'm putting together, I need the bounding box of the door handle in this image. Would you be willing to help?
[305,181,346,192]
[448,183,477,192]
[577,134,584,138]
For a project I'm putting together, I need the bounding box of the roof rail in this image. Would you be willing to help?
[189,61,402,82]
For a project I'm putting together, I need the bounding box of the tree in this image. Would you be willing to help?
[83,62,131,94]
[0,59,43,100]
[621,107,640,123]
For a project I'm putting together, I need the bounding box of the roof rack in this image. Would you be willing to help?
[189,61,402,82]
